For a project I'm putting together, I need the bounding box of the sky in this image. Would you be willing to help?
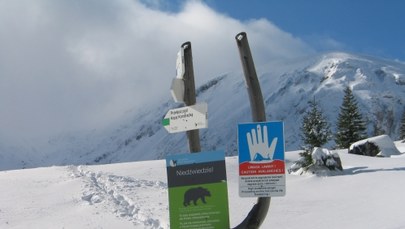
[201,0,405,61]
[0,0,403,142]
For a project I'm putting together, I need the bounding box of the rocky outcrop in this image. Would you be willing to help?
[349,135,401,157]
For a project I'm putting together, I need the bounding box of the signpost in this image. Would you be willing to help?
[164,33,277,228]
[233,32,271,229]
[166,151,230,229]
[238,122,286,197]
[175,42,201,153]
[162,102,208,133]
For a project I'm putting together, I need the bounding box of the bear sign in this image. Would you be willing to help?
[166,151,230,229]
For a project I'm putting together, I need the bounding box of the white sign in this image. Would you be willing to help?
[238,122,286,197]
[176,49,185,79]
[163,103,208,133]
[171,48,186,102]
[170,78,185,103]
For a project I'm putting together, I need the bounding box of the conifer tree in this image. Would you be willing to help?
[300,98,332,150]
[400,109,405,140]
[335,86,367,149]
[299,99,332,168]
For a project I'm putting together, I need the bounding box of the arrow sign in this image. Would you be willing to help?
[162,102,208,133]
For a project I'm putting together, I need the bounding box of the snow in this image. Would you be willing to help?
[289,147,343,176]
[1,142,405,229]
[350,135,401,157]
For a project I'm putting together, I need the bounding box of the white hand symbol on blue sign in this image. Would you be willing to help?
[246,125,278,162]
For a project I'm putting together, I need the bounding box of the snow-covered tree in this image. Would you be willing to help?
[298,99,332,169]
[335,86,367,149]
[300,99,332,150]
[400,109,405,140]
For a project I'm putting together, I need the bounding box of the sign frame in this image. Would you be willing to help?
[162,102,208,133]
[166,151,230,229]
[238,121,286,197]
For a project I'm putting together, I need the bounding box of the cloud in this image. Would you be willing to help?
[0,0,314,140]
[301,33,348,53]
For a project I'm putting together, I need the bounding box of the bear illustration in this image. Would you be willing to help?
[183,187,211,207]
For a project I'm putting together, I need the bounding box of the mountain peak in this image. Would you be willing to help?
[1,51,405,170]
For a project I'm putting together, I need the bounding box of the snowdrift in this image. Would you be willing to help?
[1,143,404,229]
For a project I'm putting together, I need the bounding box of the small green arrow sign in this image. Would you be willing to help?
[162,118,170,126]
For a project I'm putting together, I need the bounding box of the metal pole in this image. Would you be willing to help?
[181,42,201,153]
[233,32,270,229]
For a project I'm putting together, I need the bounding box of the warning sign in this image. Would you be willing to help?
[166,151,230,229]
[238,121,286,197]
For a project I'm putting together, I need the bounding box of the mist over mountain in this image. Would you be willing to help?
[1,52,405,170]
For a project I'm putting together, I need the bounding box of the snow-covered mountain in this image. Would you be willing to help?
[2,52,405,170]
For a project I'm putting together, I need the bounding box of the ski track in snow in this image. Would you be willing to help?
[68,165,168,229]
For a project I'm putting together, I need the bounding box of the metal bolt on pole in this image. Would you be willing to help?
[181,42,201,153]
[233,32,270,229]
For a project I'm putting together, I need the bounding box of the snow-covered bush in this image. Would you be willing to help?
[289,147,343,176]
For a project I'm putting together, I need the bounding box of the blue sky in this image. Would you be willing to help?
[210,0,405,61]
[164,0,405,61]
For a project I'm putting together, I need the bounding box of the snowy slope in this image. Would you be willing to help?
[52,52,405,165]
[1,145,405,229]
[1,51,405,170]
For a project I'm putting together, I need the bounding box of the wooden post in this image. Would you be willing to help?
[181,42,201,153]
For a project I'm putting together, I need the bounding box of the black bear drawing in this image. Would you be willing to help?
[183,187,211,207]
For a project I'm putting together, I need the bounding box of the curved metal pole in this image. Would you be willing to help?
[233,32,270,229]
